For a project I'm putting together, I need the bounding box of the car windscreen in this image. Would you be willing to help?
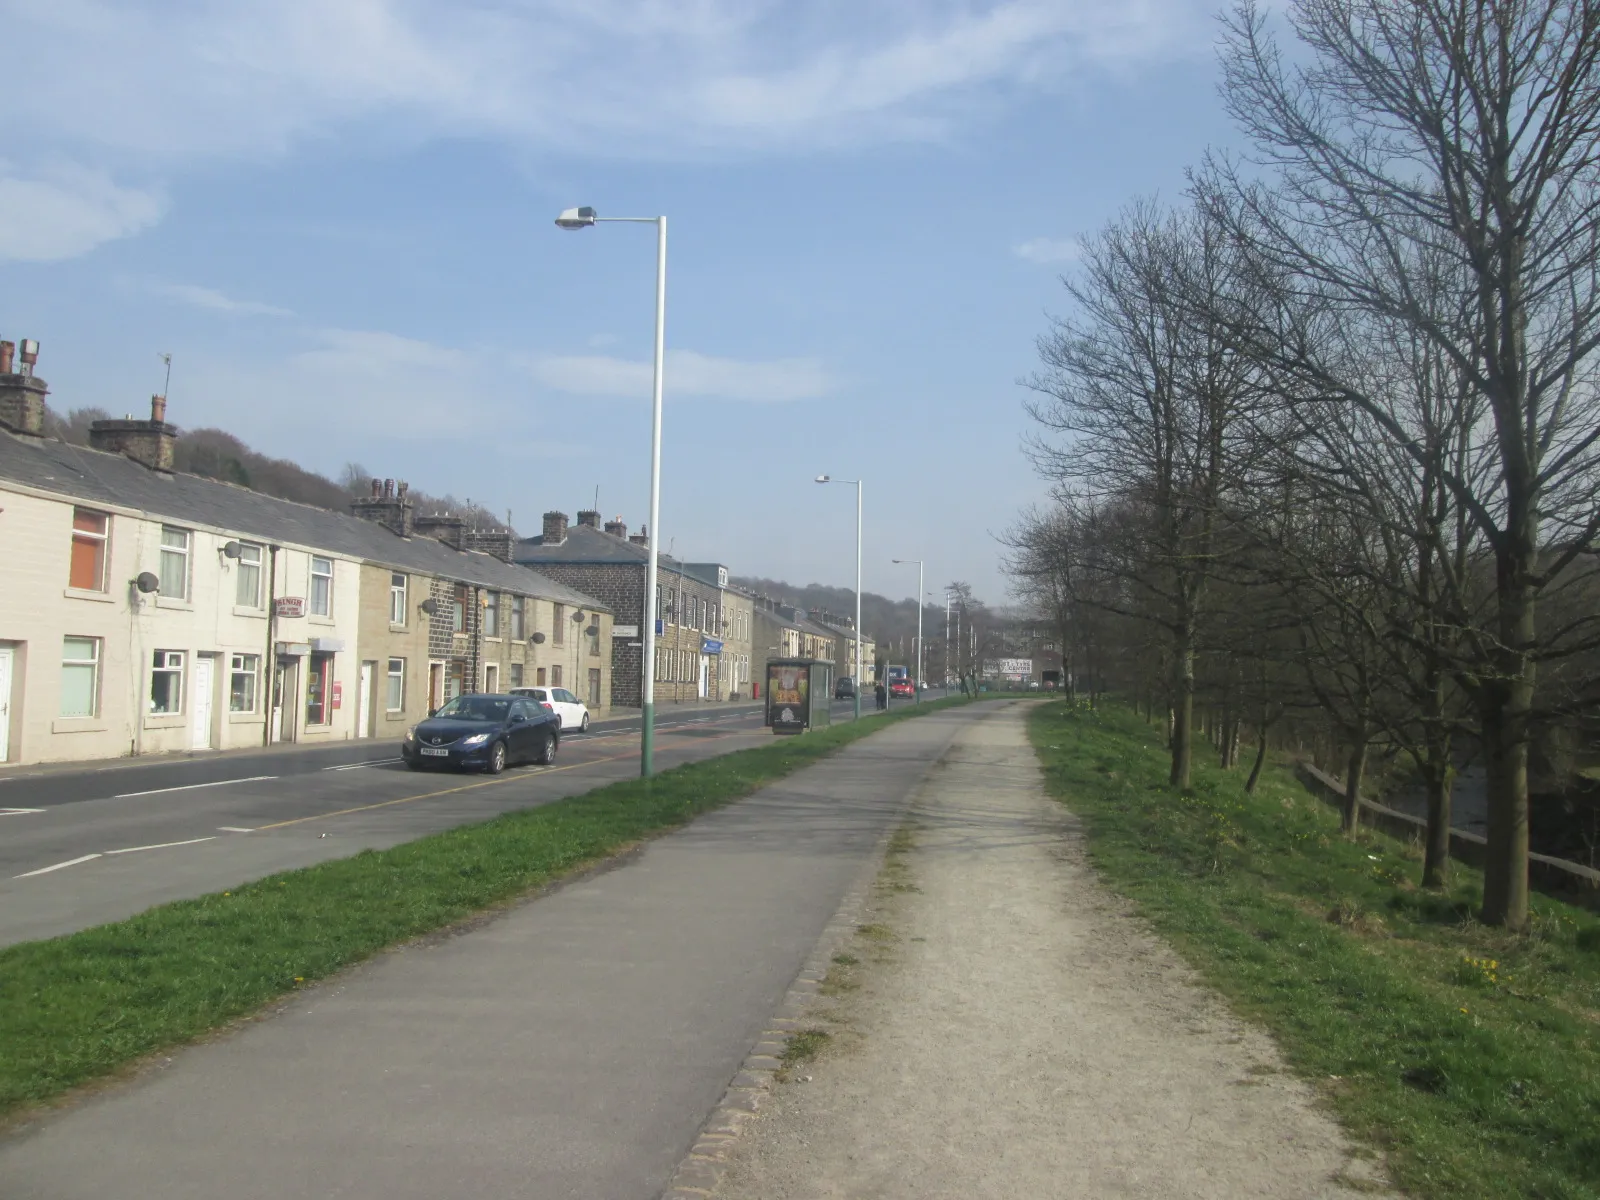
[435,696,512,721]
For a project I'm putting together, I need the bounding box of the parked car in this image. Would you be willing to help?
[889,678,915,699]
[510,686,591,732]
[402,693,559,773]
[835,677,856,700]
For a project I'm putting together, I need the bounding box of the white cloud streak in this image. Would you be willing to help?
[150,282,293,318]
[1013,236,1082,265]
[527,349,834,402]
[0,163,164,261]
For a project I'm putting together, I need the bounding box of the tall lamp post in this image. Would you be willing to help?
[815,475,862,721]
[556,206,666,776]
[891,559,923,702]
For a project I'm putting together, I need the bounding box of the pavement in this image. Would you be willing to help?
[0,701,979,1200]
[0,694,952,949]
[712,704,1393,1198]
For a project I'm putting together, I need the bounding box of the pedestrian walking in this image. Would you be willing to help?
[875,681,887,711]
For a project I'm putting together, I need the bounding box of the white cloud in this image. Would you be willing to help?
[0,163,163,261]
[150,282,293,318]
[527,349,834,402]
[1013,237,1082,265]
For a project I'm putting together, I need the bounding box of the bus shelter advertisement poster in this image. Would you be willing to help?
[768,663,809,732]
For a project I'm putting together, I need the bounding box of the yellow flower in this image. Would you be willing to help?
[294,976,304,983]
[223,891,230,896]
[1460,1007,1469,1014]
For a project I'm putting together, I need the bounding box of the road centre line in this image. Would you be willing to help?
[0,807,45,816]
[322,758,402,771]
[106,836,217,855]
[114,775,278,799]
[14,854,102,879]
[218,826,255,833]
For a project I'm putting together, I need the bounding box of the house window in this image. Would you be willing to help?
[536,667,547,686]
[484,592,500,638]
[305,654,332,724]
[552,603,565,644]
[484,664,499,693]
[390,573,407,624]
[663,589,675,625]
[510,596,525,640]
[452,584,469,633]
[69,508,109,591]
[236,542,263,607]
[60,636,100,717]
[159,526,190,598]
[230,653,260,712]
[309,556,333,617]
[387,658,405,711]
[552,665,563,687]
[588,622,600,657]
[150,650,185,714]
[510,663,523,688]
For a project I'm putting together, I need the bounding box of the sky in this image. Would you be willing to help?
[0,0,1238,604]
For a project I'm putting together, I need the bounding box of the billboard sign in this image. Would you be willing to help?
[996,657,1033,678]
[767,662,810,734]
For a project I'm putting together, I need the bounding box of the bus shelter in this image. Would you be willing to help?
[765,658,833,735]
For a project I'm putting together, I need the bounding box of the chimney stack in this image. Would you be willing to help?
[603,516,627,538]
[628,525,649,547]
[576,509,601,529]
[414,513,466,550]
[88,394,176,470]
[463,527,517,563]
[0,338,47,436]
[542,511,569,544]
[350,477,415,537]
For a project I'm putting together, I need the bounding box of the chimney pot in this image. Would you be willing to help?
[150,394,167,424]
[0,341,13,374]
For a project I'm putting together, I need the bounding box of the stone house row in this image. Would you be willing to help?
[0,373,611,767]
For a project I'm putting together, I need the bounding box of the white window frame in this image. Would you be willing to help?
[150,649,185,714]
[70,508,110,592]
[159,526,191,599]
[390,573,407,625]
[511,596,525,641]
[309,556,334,617]
[229,653,261,713]
[484,592,500,638]
[235,542,263,608]
[387,657,406,711]
[60,636,101,717]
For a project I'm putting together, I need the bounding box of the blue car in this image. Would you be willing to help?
[401,693,560,773]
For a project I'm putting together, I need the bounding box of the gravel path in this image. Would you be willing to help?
[712,704,1393,1199]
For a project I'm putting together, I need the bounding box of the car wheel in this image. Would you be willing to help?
[537,733,557,765]
[487,740,507,774]
[404,758,423,771]
[580,713,590,733]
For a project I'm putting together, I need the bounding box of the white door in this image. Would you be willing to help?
[559,689,580,729]
[357,662,374,739]
[0,646,12,763]
[698,655,709,699]
[191,656,215,749]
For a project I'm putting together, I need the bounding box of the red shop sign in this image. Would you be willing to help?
[331,681,343,710]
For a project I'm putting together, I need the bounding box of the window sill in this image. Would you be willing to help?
[143,714,184,728]
[155,597,193,611]
[63,587,114,603]
[389,623,409,633]
[307,615,336,626]
[233,605,267,618]
[52,718,108,733]
[484,636,503,643]
[384,710,408,721]
[228,712,262,724]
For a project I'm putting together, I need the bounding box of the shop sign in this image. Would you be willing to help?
[613,624,640,638]
[331,681,343,710]
[274,596,306,617]
[701,638,723,654]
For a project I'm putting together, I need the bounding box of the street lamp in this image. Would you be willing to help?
[815,475,862,721]
[892,559,923,703]
[556,205,667,777]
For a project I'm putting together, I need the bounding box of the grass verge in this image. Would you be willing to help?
[0,696,974,1122]
[1027,701,1600,1200]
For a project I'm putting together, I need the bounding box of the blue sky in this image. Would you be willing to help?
[0,0,1235,603]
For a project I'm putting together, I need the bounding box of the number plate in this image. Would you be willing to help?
[420,747,449,757]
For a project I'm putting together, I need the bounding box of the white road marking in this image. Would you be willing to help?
[218,826,255,833]
[106,836,217,855]
[13,853,102,879]
[321,758,401,771]
[113,775,278,799]
[0,807,45,816]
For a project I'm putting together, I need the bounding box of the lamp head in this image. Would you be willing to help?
[555,206,597,230]
[814,474,830,483]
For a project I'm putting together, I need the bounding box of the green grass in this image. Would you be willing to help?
[0,697,973,1122]
[1027,701,1600,1200]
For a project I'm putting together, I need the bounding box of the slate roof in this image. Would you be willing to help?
[0,430,610,612]
[515,524,683,571]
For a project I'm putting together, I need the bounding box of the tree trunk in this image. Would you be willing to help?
[1245,722,1269,794]
[1422,761,1454,889]
[1170,633,1194,788]
[1481,530,1536,929]
[1342,739,1367,836]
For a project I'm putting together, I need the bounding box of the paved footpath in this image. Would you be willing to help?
[0,707,975,1200]
[713,704,1395,1198]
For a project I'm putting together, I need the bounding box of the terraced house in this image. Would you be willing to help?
[0,361,609,766]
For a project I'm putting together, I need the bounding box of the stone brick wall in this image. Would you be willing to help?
[525,563,646,707]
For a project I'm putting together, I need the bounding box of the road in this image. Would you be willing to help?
[0,692,948,948]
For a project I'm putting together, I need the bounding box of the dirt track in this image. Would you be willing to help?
[714,704,1393,1199]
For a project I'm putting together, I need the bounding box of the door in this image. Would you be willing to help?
[0,646,13,763]
[191,656,215,749]
[428,662,444,712]
[272,660,297,744]
[357,661,374,739]
[588,668,602,711]
[698,655,709,699]
[553,688,577,729]
[509,700,537,761]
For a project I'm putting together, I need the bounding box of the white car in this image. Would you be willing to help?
[511,686,591,732]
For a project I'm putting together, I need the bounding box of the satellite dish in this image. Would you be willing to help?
[531,631,547,644]
[222,540,243,559]
[585,625,600,637]
[135,572,160,594]
[419,598,439,616]
[571,610,585,622]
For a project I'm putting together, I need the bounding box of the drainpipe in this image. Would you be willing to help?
[263,545,278,746]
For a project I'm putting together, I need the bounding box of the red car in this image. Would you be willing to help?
[889,678,915,699]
